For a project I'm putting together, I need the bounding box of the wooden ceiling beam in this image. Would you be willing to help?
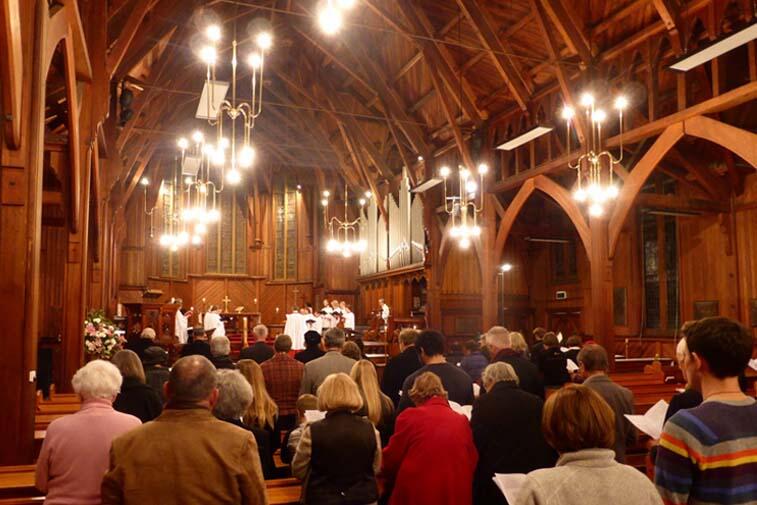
[107,0,157,79]
[459,13,534,75]
[667,148,730,200]
[537,0,594,65]
[592,0,650,34]
[456,0,531,111]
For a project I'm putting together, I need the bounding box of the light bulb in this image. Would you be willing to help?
[465,180,478,194]
[212,149,225,167]
[182,208,195,221]
[140,177,149,186]
[459,237,471,249]
[460,168,471,180]
[417,155,424,161]
[192,130,204,143]
[191,235,202,245]
[450,226,460,238]
[170,243,179,252]
[592,109,607,123]
[342,248,352,258]
[177,137,189,150]
[477,163,489,175]
[587,182,601,199]
[614,96,628,111]
[218,137,230,149]
[207,208,221,222]
[561,106,575,120]
[199,45,217,65]
[202,144,215,157]
[226,169,241,185]
[321,198,328,207]
[205,25,222,42]
[178,231,190,245]
[337,0,356,8]
[606,184,619,199]
[470,225,481,237]
[359,198,366,206]
[500,263,513,272]
[199,184,207,194]
[194,222,208,235]
[574,188,587,202]
[580,92,594,108]
[248,52,263,70]
[589,203,604,217]
[159,234,171,246]
[327,239,339,252]
[239,145,255,168]
[364,191,372,199]
[256,31,273,51]
[439,166,451,178]
[318,4,343,35]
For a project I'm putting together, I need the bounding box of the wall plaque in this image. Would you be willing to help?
[693,300,719,320]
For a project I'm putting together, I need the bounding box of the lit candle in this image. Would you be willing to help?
[242,316,249,347]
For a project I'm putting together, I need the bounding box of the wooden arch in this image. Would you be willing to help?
[0,0,23,148]
[493,175,591,266]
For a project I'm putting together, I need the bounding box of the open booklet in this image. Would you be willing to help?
[566,358,579,373]
[624,399,669,440]
[493,473,527,504]
[304,410,326,424]
[448,401,473,420]
[749,358,757,372]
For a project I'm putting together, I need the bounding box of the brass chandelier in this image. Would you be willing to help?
[322,186,370,258]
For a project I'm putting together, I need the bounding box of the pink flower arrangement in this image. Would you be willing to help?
[83,309,125,359]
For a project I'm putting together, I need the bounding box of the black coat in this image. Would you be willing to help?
[381,346,422,406]
[294,347,325,364]
[144,366,170,403]
[124,337,154,361]
[239,342,274,364]
[471,382,557,505]
[493,349,544,399]
[664,388,702,422]
[211,355,237,370]
[537,347,570,387]
[180,340,212,360]
[113,377,163,423]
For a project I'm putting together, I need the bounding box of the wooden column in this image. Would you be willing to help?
[589,215,615,367]
[480,199,499,331]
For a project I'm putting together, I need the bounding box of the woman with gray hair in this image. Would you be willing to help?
[213,370,277,478]
[470,362,556,505]
[112,349,163,422]
[35,360,141,504]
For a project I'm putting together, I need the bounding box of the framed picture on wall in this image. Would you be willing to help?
[693,300,719,320]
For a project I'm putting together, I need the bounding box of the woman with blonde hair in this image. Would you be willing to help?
[111,349,162,422]
[237,359,279,449]
[509,331,529,358]
[351,359,395,445]
[292,373,382,505]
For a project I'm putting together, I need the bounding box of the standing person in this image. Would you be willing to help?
[351,359,395,446]
[202,305,225,337]
[471,363,556,505]
[142,346,170,403]
[261,334,304,433]
[111,350,163,423]
[180,328,212,359]
[381,329,422,406]
[378,298,390,328]
[664,336,702,422]
[529,327,547,364]
[562,335,583,365]
[517,385,662,505]
[381,372,478,505]
[397,330,474,413]
[460,339,489,383]
[173,299,190,345]
[239,324,275,363]
[101,356,267,505]
[299,327,356,395]
[485,326,544,399]
[655,317,757,505]
[35,361,141,505]
[292,373,382,505]
[537,332,570,388]
[578,344,635,463]
[295,330,325,364]
[237,359,279,451]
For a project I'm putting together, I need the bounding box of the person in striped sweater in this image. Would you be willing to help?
[655,316,757,505]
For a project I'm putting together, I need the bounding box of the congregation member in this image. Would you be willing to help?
[209,335,237,370]
[471,363,556,505]
[111,350,162,423]
[351,359,396,446]
[578,344,636,463]
[342,340,363,361]
[655,317,757,505]
[517,385,663,505]
[124,327,156,361]
[529,327,547,364]
[461,339,489,383]
[536,332,570,388]
[261,334,304,432]
[281,394,318,464]
[299,327,357,395]
[664,330,702,422]
[237,359,279,450]
[295,330,326,364]
[35,361,141,505]
[213,369,276,479]
[101,355,267,504]
[509,331,530,359]
[179,329,212,359]
[563,335,583,364]
[381,372,478,505]
[239,324,275,363]
[381,328,422,406]
[485,326,544,398]
[142,346,170,403]
[446,342,465,366]
[292,373,382,505]
[397,330,474,413]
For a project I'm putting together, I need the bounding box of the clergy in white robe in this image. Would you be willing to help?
[175,308,189,344]
[284,312,307,350]
[379,299,390,322]
[203,308,225,337]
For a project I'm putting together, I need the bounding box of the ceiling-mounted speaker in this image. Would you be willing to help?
[196,80,229,120]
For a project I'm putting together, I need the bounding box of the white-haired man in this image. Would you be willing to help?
[239,324,274,363]
[484,326,544,398]
[210,336,236,370]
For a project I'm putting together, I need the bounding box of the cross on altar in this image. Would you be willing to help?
[222,296,231,313]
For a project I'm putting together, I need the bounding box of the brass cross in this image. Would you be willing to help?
[222,295,231,313]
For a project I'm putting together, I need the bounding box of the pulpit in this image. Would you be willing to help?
[123,303,178,346]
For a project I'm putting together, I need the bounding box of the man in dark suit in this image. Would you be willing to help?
[529,327,547,365]
[381,329,422,406]
[180,329,212,360]
[485,326,544,398]
[471,362,557,505]
[579,344,636,463]
[239,324,274,363]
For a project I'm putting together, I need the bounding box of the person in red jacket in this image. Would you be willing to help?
[380,372,478,505]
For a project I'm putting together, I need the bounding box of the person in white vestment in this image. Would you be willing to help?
[203,306,225,337]
[174,304,190,344]
[340,301,355,331]
[320,299,334,329]
[379,298,390,324]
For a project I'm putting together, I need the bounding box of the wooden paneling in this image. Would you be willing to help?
[441,245,482,295]
[39,224,66,338]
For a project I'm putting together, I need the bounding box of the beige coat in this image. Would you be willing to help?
[101,408,267,505]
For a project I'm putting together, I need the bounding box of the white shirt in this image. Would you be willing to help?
[203,312,225,337]
[175,310,189,344]
[381,303,390,320]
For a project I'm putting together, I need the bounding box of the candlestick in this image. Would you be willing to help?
[242,316,249,347]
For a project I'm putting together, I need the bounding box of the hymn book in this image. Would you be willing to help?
[493,473,527,504]
[448,401,473,420]
[304,410,326,424]
[624,399,669,440]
